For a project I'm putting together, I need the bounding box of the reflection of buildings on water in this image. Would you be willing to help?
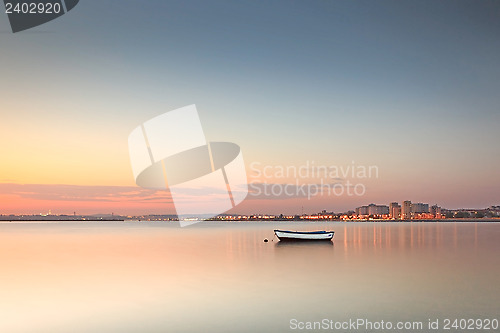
[341,222,479,253]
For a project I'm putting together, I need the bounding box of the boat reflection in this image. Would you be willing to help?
[274,240,334,249]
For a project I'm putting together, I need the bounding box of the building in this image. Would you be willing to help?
[401,200,412,219]
[430,205,442,218]
[429,205,442,219]
[356,204,389,217]
[368,204,389,216]
[355,206,368,216]
[411,203,429,214]
[389,202,401,219]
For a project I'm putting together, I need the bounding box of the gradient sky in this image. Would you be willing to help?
[0,0,499,215]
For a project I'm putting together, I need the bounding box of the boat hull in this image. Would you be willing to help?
[274,230,334,241]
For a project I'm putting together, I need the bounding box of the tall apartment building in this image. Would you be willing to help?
[412,203,429,214]
[389,202,401,219]
[401,200,412,219]
[368,204,389,215]
[356,204,389,216]
[355,206,369,216]
[430,205,442,218]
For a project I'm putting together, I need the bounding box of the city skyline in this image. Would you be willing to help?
[1,1,499,215]
[1,194,498,218]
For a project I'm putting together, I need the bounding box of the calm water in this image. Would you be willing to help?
[0,221,498,332]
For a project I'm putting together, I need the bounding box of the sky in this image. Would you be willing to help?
[0,0,499,215]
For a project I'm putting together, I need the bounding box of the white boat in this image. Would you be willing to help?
[274,229,334,241]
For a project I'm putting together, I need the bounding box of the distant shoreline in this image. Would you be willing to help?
[0,218,499,223]
[0,218,124,222]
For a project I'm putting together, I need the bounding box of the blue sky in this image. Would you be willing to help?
[0,0,499,213]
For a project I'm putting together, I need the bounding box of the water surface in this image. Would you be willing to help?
[0,221,498,332]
